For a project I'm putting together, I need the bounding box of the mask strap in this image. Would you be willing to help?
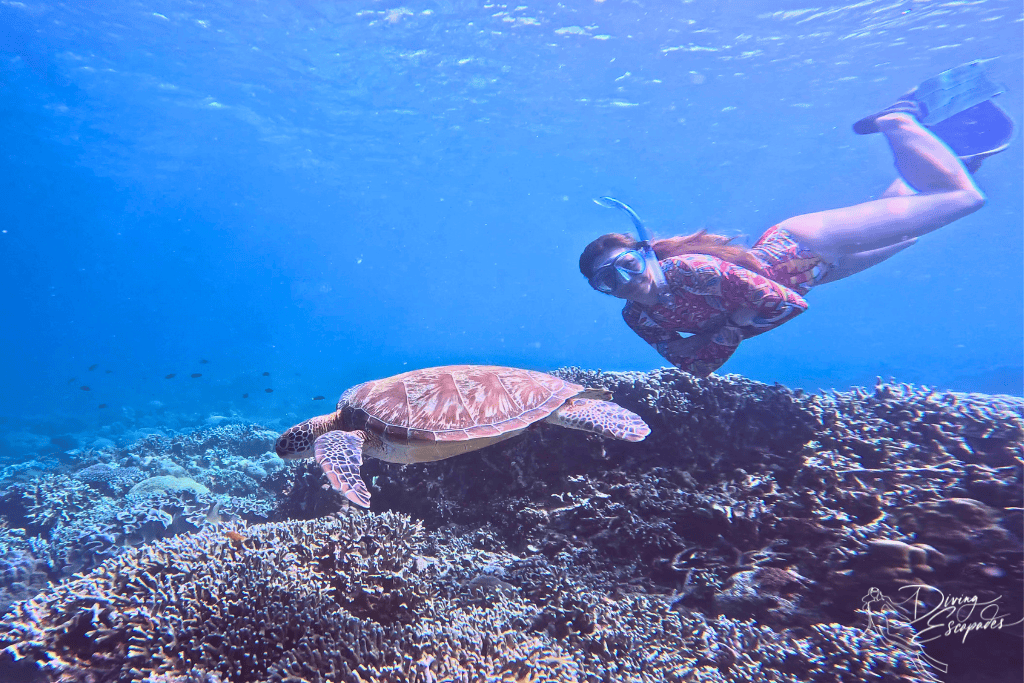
[594,197,672,303]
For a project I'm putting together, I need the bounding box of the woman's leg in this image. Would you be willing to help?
[817,238,918,284]
[881,178,915,198]
[778,113,984,259]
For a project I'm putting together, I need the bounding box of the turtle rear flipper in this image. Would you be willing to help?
[314,430,371,508]
[547,398,650,442]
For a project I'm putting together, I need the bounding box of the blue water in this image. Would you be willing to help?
[2,0,1022,446]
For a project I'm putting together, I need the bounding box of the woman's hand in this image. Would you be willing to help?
[664,330,717,358]
[779,256,821,289]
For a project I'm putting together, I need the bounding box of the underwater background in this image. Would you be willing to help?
[1,3,1023,682]
[2,0,1022,449]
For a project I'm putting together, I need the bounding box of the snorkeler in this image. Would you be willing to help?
[579,61,1014,377]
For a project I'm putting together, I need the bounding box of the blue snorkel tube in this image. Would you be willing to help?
[593,196,672,304]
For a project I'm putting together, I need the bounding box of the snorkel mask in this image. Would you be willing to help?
[593,196,672,304]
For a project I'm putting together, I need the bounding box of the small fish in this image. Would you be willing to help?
[262,371,270,376]
[191,373,202,378]
[88,364,98,371]
[224,530,247,547]
[105,370,113,374]
[165,373,176,379]
[206,501,223,524]
[98,403,107,409]
[68,377,77,383]
[242,393,249,398]
[265,388,273,393]
[312,395,326,401]
[200,359,209,364]
[80,386,91,391]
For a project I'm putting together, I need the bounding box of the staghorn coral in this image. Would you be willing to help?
[0,459,58,485]
[809,380,1023,471]
[116,424,278,467]
[0,512,425,682]
[0,424,284,609]
[0,476,103,534]
[557,367,819,482]
[176,424,280,462]
[1,512,583,683]
[0,525,48,616]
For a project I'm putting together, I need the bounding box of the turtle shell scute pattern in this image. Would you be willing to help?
[339,365,583,443]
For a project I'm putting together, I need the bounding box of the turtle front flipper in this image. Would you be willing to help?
[314,430,371,508]
[546,398,650,442]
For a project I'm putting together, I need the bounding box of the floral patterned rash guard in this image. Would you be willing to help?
[621,253,808,376]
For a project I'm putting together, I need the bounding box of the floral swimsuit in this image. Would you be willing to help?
[752,225,833,295]
[622,227,827,376]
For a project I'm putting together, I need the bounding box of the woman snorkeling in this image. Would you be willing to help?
[579,62,1013,377]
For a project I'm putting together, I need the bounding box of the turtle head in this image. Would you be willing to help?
[275,412,342,459]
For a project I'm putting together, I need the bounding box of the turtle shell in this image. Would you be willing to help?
[337,364,583,443]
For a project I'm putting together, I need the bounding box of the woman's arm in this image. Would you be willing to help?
[622,303,683,350]
[658,329,740,376]
[622,304,739,376]
[672,261,809,374]
[716,259,809,338]
[629,256,809,375]
[621,256,809,376]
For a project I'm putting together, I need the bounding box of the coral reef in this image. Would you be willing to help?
[0,511,933,683]
[0,369,1019,682]
[356,368,1022,680]
[0,478,275,585]
[0,424,285,588]
[0,476,105,535]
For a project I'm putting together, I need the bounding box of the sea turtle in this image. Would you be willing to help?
[275,364,650,507]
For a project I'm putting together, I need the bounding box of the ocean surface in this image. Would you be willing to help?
[2,0,1022,444]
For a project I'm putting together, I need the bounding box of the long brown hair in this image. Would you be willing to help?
[579,230,766,278]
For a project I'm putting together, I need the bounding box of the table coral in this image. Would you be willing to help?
[128,476,211,498]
